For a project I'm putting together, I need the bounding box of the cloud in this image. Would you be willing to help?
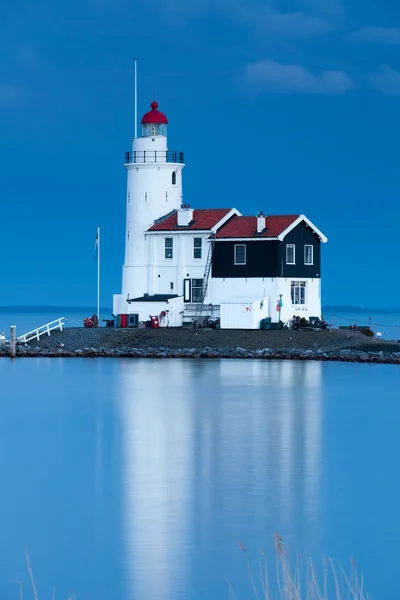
[150,0,332,37]
[367,66,400,95]
[345,27,400,45]
[243,60,356,94]
[249,11,330,37]
[299,0,345,17]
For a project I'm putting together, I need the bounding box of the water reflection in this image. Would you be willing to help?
[119,360,323,600]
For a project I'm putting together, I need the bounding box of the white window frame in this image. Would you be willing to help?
[234,244,246,265]
[165,237,173,259]
[286,244,295,265]
[291,281,306,305]
[191,278,203,303]
[304,245,313,265]
[193,237,202,259]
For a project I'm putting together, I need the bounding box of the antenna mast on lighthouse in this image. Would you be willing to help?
[134,58,138,139]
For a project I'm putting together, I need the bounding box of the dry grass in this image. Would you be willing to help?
[14,539,371,600]
[228,535,371,600]
[10,548,76,600]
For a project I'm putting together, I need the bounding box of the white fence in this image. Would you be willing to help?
[17,317,65,343]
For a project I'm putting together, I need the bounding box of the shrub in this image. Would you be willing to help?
[361,328,374,338]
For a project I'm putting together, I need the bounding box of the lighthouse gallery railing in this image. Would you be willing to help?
[124,151,184,164]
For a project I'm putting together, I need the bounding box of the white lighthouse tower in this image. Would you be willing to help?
[114,100,185,314]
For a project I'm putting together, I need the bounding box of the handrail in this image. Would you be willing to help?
[18,317,65,343]
[184,304,220,311]
[125,150,184,164]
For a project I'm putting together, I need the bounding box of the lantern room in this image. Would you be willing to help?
[141,100,168,137]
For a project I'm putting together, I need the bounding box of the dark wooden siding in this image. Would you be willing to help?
[212,221,321,278]
[278,221,321,278]
[212,240,279,278]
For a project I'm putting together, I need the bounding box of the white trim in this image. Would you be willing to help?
[211,207,242,233]
[148,229,214,235]
[304,244,313,265]
[278,214,328,243]
[286,244,295,265]
[215,237,278,242]
[234,244,246,265]
[146,212,327,243]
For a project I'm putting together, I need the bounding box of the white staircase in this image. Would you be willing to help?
[18,318,65,343]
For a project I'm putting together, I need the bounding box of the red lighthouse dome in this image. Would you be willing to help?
[141,100,168,125]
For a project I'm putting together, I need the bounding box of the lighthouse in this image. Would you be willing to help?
[121,100,185,300]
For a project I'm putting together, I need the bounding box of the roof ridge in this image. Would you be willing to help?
[228,213,300,218]
[215,213,300,238]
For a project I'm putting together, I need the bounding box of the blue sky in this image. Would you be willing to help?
[1,0,399,309]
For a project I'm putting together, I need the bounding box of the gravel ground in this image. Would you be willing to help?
[30,326,400,353]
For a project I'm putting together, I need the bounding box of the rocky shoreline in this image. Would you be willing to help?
[1,327,400,364]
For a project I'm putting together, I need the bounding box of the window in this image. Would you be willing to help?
[304,245,313,265]
[286,244,295,265]
[291,281,306,305]
[193,238,202,259]
[165,238,173,259]
[170,282,174,290]
[184,279,191,302]
[234,244,246,265]
[191,279,203,302]
[172,172,177,185]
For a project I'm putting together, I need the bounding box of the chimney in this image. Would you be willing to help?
[178,204,194,227]
[257,211,266,233]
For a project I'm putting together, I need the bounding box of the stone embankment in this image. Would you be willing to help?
[1,327,400,364]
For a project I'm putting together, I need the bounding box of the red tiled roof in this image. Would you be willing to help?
[148,208,232,231]
[216,214,299,238]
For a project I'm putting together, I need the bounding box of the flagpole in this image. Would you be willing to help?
[97,225,100,324]
[134,58,138,139]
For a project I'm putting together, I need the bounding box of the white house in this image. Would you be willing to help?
[113,99,328,328]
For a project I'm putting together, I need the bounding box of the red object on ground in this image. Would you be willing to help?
[151,316,159,329]
[121,314,128,328]
[141,101,168,125]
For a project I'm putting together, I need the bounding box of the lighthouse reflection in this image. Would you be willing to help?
[118,359,323,600]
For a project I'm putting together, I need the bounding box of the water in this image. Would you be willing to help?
[0,358,398,599]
